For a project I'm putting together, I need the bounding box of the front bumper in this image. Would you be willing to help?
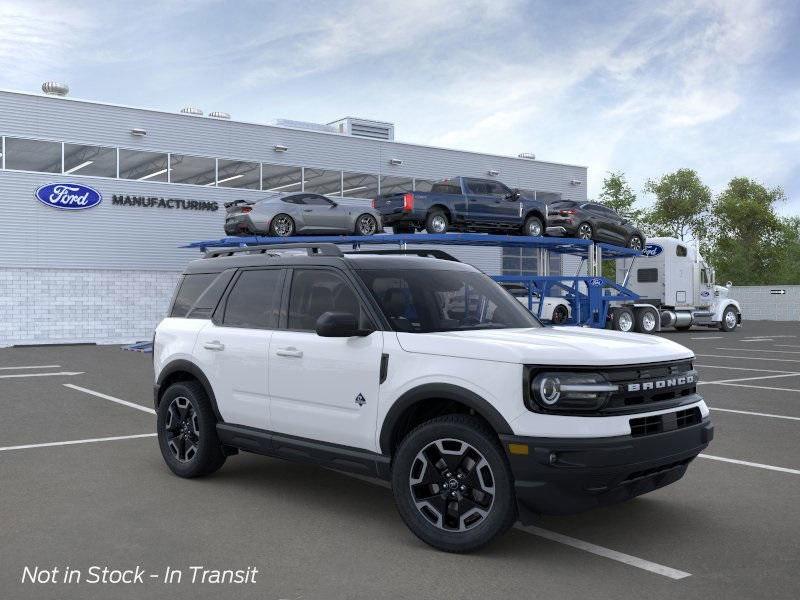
[500,417,713,517]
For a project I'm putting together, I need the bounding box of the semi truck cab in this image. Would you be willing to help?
[616,237,742,332]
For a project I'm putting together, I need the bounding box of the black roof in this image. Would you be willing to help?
[184,251,478,275]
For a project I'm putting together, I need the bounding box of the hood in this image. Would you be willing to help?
[396,326,693,366]
[714,285,730,299]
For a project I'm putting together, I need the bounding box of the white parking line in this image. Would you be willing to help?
[709,407,800,421]
[0,433,156,453]
[698,373,800,385]
[695,364,800,374]
[705,382,800,393]
[696,354,800,363]
[775,344,800,349]
[737,339,773,343]
[63,384,156,415]
[716,347,800,355]
[690,336,724,340]
[699,454,800,475]
[516,525,691,580]
[335,471,691,579]
[0,364,61,370]
[0,371,84,379]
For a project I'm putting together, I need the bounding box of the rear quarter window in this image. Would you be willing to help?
[170,273,218,318]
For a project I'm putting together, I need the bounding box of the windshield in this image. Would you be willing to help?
[356,269,541,332]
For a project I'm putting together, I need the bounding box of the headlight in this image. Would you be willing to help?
[530,372,617,411]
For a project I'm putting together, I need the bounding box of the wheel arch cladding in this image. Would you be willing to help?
[428,204,452,219]
[155,359,223,422]
[525,209,545,223]
[379,383,513,454]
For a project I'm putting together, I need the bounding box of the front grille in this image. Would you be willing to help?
[630,407,702,437]
[602,360,697,414]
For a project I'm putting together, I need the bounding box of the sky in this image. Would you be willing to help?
[1,0,799,212]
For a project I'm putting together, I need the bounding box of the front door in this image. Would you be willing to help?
[463,179,495,225]
[301,194,350,232]
[268,267,383,450]
[194,268,284,429]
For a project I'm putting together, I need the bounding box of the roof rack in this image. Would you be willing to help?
[345,249,460,262]
[204,243,343,259]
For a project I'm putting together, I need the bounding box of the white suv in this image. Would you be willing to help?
[153,243,713,553]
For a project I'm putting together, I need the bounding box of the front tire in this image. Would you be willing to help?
[270,214,295,237]
[425,209,449,234]
[628,235,644,251]
[355,213,379,236]
[522,215,543,237]
[720,306,738,332]
[577,222,593,240]
[551,304,569,324]
[157,381,226,478]
[391,415,516,553]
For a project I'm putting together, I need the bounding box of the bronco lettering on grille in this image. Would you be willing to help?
[627,374,695,393]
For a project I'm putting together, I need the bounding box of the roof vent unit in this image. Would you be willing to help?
[518,152,536,160]
[328,117,395,141]
[269,119,337,134]
[180,106,203,116]
[42,82,69,96]
[208,111,231,119]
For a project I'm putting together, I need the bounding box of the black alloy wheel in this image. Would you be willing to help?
[270,214,295,237]
[356,214,379,236]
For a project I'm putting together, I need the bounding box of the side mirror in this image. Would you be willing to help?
[329,201,338,208]
[315,311,371,337]
[505,189,521,201]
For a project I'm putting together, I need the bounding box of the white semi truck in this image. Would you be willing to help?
[612,236,742,333]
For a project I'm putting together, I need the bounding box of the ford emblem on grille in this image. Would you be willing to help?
[627,373,695,392]
[35,183,103,210]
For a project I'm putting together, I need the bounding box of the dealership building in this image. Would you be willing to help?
[0,85,588,346]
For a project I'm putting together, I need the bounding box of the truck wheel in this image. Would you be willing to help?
[270,214,295,237]
[392,415,516,553]
[425,210,449,234]
[157,381,226,478]
[522,215,543,237]
[612,307,635,333]
[551,304,568,324]
[634,307,657,334]
[720,306,738,332]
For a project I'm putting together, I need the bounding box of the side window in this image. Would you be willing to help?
[637,268,659,283]
[486,181,511,196]
[287,269,369,331]
[304,194,334,206]
[282,195,305,205]
[701,269,709,284]
[676,245,688,257]
[222,269,283,328]
[171,273,217,317]
[430,181,461,194]
[465,179,490,195]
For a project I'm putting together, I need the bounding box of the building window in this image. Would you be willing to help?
[63,143,117,177]
[304,168,342,196]
[170,154,216,186]
[119,149,169,182]
[341,172,379,198]
[4,137,61,173]
[502,248,537,276]
[217,159,260,189]
[379,175,413,195]
[262,164,302,192]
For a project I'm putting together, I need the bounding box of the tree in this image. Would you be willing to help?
[598,171,641,221]
[708,177,787,285]
[642,169,711,241]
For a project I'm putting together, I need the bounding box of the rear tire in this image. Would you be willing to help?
[577,222,593,240]
[355,213,379,236]
[269,214,295,237]
[551,304,569,324]
[634,307,657,334]
[628,235,644,251]
[612,307,635,333]
[391,415,516,553]
[157,381,226,478]
[425,209,449,234]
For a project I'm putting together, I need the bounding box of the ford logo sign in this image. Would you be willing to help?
[641,243,663,257]
[588,277,604,287]
[35,183,102,210]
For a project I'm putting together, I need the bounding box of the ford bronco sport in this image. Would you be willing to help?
[153,242,713,553]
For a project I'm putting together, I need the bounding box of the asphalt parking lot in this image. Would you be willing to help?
[1,321,799,600]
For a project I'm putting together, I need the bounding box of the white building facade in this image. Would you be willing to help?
[0,88,587,345]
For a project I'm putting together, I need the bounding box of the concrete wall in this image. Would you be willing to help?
[730,286,800,322]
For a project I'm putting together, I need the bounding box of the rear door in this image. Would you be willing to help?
[268,267,383,450]
[194,268,284,429]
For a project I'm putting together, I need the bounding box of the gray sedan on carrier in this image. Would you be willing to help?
[224,192,383,237]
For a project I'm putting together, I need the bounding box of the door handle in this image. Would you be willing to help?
[203,341,225,351]
[276,347,303,358]
[303,209,313,213]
